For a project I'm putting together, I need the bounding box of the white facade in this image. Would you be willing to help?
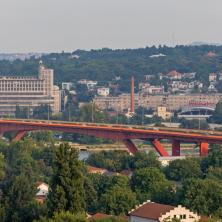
[62,82,73,91]
[97,87,110,97]
[209,73,217,82]
[78,79,98,89]
[0,62,61,116]
[129,203,201,222]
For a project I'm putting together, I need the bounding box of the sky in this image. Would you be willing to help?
[0,0,222,53]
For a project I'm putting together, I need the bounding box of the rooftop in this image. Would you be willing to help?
[129,201,174,220]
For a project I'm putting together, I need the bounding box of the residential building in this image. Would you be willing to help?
[209,73,217,82]
[156,106,173,119]
[167,70,182,80]
[218,72,222,81]
[36,182,49,204]
[128,201,203,222]
[208,83,217,92]
[97,87,110,97]
[77,79,98,89]
[144,75,154,81]
[94,93,222,112]
[87,165,107,174]
[62,82,73,91]
[182,72,196,79]
[0,61,61,117]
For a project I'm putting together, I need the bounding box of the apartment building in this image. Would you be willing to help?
[0,61,61,117]
[94,93,222,112]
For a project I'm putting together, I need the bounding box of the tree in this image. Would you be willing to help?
[34,212,87,222]
[47,143,85,215]
[98,185,137,215]
[164,158,202,181]
[179,178,222,215]
[210,101,222,123]
[132,151,161,170]
[201,145,222,172]
[179,119,209,130]
[131,167,171,202]
[3,174,37,222]
[15,105,29,119]
[0,153,5,180]
[206,167,222,181]
[33,104,52,120]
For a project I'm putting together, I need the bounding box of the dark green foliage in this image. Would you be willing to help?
[0,153,5,180]
[15,105,29,119]
[131,167,171,202]
[47,143,86,215]
[165,158,202,181]
[87,150,160,172]
[98,184,137,215]
[210,101,222,124]
[132,151,161,170]
[179,178,222,215]
[2,45,222,89]
[34,211,87,222]
[201,145,222,172]
[179,119,209,130]
[33,104,52,120]
[91,217,126,222]
[87,151,131,172]
[206,167,222,181]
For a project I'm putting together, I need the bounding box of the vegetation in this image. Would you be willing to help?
[1,133,222,220]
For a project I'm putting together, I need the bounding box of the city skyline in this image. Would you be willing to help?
[1,0,222,53]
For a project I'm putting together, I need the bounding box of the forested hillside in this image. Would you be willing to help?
[1,45,222,87]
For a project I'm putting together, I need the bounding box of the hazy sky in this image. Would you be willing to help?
[0,0,222,53]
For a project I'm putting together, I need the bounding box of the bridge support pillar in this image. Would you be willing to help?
[150,139,169,157]
[172,140,181,156]
[199,142,209,157]
[13,131,27,141]
[122,139,138,155]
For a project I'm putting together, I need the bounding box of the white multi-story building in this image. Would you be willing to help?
[97,87,110,97]
[62,82,73,91]
[0,61,61,117]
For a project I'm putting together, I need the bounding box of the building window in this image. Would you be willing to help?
[183,215,186,219]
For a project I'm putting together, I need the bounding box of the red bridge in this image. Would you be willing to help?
[1,119,222,157]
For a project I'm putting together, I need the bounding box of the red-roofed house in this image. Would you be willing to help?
[87,165,107,175]
[36,182,49,204]
[89,213,111,220]
[129,201,201,222]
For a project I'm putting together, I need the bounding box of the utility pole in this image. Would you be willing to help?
[91,102,94,123]
[141,107,144,125]
[48,103,50,122]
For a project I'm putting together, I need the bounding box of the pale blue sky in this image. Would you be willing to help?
[0,0,221,52]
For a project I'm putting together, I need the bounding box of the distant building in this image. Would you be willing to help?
[218,72,222,81]
[62,82,73,91]
[78,79,98,89]
[144,75,154,81]
[149,53,166,58]
[36,182,49,204]
[182,72,196,79]
[208,83,217,92]
[87,165,107,174]
[128,201,203,222]
[97,87,110,97]
[209,73,217,82]
[158,156,186,166]
[94,93,222,112]
[167,70,182,80]
[156,106,173,119]
[139,83,164,94]
[0,61,60,117]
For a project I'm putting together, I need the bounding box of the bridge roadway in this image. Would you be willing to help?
[0,119,221,157]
